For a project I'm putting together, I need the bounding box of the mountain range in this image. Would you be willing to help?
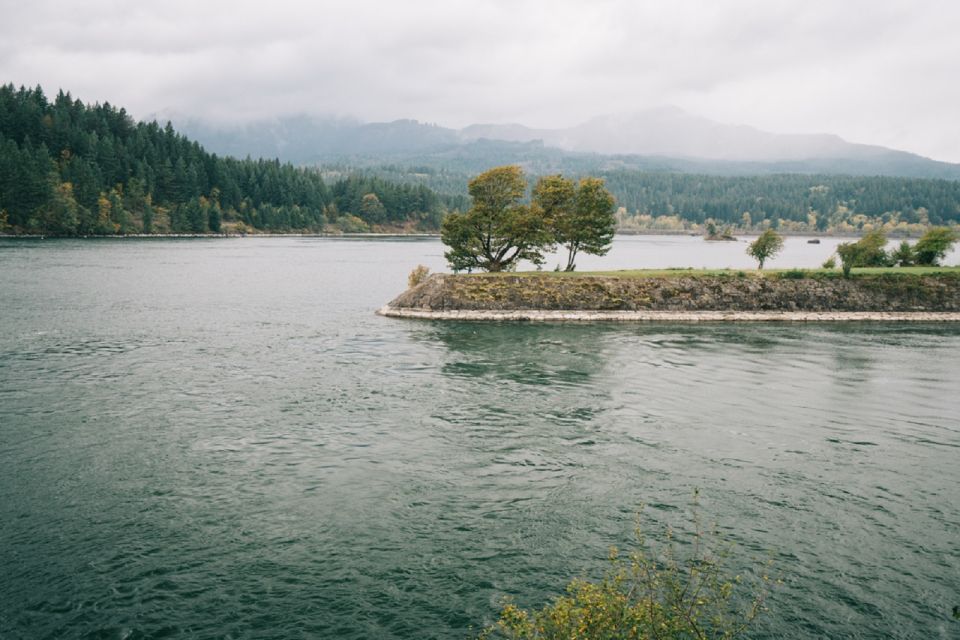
[167,106,960,180]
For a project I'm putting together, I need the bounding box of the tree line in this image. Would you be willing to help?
[349,164,960,233]
[0,84,450,235]
[601,171,960,230]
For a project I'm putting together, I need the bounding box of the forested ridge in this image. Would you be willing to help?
[3,84,960,237]
[356,165,960,234]
[0,85,449,235]
[603,171,960,232]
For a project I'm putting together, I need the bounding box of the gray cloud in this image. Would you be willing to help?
[1,0,957,161]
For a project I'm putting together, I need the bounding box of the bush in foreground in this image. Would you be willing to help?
[481,497,772,640]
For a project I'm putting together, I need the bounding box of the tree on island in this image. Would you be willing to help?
[913,226,958,265]
[705,220,736,241]
[746,229,784,269]
[441,166,553,272]
[533,175,616,271]
[836,229,891,276]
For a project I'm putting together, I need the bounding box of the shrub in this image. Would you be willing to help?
[338,214,370,233]
[407,264,430,288]
[822,256,837,269]
[913,227,958,266]
[481,497,772,640]
[836,229,891,276]
[890,240,916,267]
[779,269,807,279]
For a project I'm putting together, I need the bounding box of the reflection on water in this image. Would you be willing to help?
[0,238,958,639]
[425,322,620,387]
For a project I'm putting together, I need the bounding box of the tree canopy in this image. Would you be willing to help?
[836,229,891,276]
[913,226,958,265]
[534,175,616,271]
[746,229,784,269]
[441,166,552,272]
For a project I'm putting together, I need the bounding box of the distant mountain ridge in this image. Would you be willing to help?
[167,107,960,180]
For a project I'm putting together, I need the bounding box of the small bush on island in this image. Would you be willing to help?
[891,240,916,267]
[778,269,808,279]
[407,265,430,288]
[480,497,772,640]
[705,220,737,241]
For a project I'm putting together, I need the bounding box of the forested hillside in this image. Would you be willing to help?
[0,85,449,235]
[4,84,959,237]
[355,165,960,234]
[602,172,960,233]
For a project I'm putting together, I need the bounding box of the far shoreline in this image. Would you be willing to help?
[0,232,441,239]
[0,230,940,240]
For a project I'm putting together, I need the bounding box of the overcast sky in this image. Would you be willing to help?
[2,0,958,161]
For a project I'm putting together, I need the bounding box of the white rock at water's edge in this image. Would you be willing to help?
[376,306,960,323]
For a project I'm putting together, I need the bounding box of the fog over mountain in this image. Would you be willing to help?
[461,107,873,161]
[168,107,960,180]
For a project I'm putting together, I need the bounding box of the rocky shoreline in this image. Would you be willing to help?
[378,307,960,322]
[380,272,960,322]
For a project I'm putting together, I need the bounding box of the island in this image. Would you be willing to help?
[379,270,960,321]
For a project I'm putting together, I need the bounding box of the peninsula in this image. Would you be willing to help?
[379,270,960,322]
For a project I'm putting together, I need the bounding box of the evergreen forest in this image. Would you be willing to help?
[0,84,450,235]
[357,165,960,235]
[2,83,960,237]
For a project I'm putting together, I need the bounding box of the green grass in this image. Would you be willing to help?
[470,266,960,278]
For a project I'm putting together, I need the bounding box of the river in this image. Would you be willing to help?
[1,236,958,639]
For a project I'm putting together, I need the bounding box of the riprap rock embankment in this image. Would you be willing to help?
[379,273,960,321]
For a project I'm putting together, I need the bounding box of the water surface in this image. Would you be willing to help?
[1,237,958,639]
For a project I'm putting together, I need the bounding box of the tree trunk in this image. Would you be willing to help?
[564,244,577,271]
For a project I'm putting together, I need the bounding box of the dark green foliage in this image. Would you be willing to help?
[836,230,892,276]
[891,240,916,267]
[0,84,448,235]
[141,200,154,234]
[778,269,808,279]
[913,227,958,265]
[573,171,960,228]
[330,175,443,229]
[356,164,960,230]
[441,166,553,272]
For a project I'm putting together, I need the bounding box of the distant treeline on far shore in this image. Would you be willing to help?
[2,83,959,237]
